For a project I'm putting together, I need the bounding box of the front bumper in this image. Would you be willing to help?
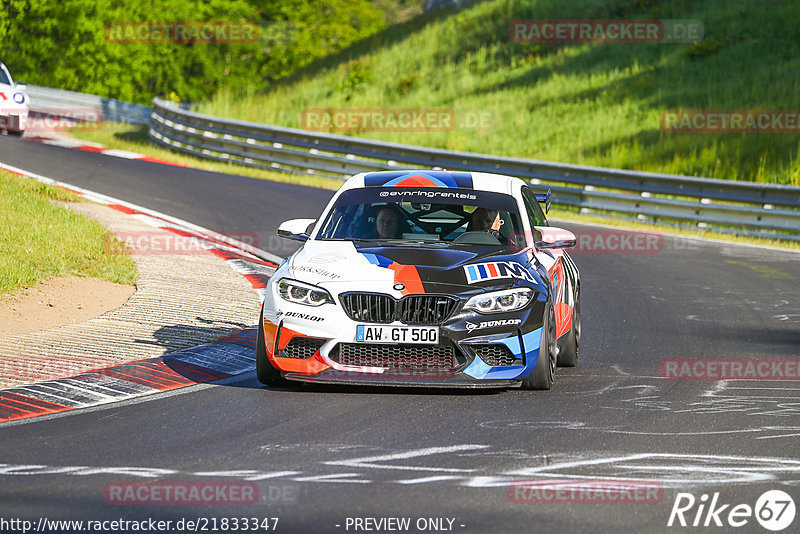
[0,109,28,132]
[261,295,548,388]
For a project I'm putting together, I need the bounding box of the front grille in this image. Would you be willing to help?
[340,293,396,323]
[399,296,457,324]
[473,344,519,366]
[279,337,326,359]
[330,343,456,371]
[340,293,458,325]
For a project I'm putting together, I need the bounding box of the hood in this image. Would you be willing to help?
[287,240,544,296]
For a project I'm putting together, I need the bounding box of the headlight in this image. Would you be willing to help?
[12,93,25,104]
[277,278,333,306]
[464,288,535,314]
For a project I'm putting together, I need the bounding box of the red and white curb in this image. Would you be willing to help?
[0,162,282,424]
[24,135,191,167]
[0,328,258,423]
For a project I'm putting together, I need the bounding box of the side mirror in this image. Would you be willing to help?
[15,82,27,91]
[533,226,576,249]
[277,218,316,242]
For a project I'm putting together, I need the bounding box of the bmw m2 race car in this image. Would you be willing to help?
[0,62,29,136]
[256,170,580,389]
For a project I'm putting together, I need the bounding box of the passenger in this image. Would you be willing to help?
[467,208,501,232]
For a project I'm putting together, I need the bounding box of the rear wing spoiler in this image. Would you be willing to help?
[534,189,551,214]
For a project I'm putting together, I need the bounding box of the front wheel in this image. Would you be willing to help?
[256,307,289,387]
[521,303,556,390]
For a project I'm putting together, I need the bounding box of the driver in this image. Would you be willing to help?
[375,207,401,239]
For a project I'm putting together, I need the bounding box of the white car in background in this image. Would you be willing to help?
[0,61,29,136]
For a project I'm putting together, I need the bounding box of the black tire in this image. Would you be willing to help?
[557,286,581,367]
[7,130,24,137]
[521,302,556,390]
[256,307,290,387]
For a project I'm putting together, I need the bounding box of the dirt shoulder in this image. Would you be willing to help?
[0,275,135,335]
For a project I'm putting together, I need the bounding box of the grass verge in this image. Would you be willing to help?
[69,122,799,251]
[0,170,138,297]
[548,207,799,251]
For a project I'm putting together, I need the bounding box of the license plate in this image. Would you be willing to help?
[356,325,439,344]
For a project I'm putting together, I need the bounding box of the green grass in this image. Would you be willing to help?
[196,0,800,185]
[0,171,138,296]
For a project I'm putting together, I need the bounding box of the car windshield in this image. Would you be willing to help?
[316,187,525,249]
[0,66,11,86]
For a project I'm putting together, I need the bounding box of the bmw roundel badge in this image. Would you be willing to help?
[393,283,405,291]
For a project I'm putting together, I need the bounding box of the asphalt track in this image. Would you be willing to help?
[1,135,799,533]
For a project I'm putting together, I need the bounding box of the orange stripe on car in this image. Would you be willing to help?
[388,263,425,295]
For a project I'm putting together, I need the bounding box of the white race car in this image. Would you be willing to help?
[0,62,29,136]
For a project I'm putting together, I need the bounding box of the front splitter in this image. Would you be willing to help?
[283,370,521,389]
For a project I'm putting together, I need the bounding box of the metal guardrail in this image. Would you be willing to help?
[149,98,800,242]
[26,85,152,124]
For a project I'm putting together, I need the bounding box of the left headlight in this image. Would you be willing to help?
[12,93,25,105]
[464,288,535,314]
[277,278,333,306]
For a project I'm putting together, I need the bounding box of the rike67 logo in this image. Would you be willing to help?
[668,490,796,531]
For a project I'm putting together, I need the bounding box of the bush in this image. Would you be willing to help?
[0,0,386,104]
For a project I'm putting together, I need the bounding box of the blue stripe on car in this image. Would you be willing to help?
[463,327,543,380]
[360,252,394,268]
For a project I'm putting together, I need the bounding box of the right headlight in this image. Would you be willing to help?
[277,278,333,306]
[464,288,535,314]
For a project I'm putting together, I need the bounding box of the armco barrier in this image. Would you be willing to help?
[26,85,153,124]
[13,85,799,242]
[149,97,800,242]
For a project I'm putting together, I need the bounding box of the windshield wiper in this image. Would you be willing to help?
[318,237,375,242]
[319,238,451,246]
